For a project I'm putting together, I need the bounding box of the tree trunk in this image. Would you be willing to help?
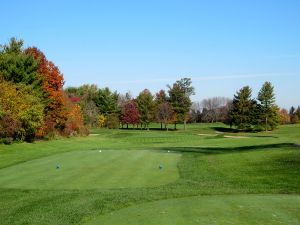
[174,122,177,130]
[127,123,128,129]
[265,117,268,132]
[184,120,186,130]
[160,122,162,130]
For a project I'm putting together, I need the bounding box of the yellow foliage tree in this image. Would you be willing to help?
[98,114,106,127]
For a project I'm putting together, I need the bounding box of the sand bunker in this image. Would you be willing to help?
[197,134,218,137]
[224,135,250,139]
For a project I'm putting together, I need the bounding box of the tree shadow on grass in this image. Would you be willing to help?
[212,127,240,133]
[212,126,278,138]
[158,143,296,155]
[119,127,178,131]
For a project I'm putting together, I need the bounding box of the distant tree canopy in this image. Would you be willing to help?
[65,85,119,128]
[65,78,195,131]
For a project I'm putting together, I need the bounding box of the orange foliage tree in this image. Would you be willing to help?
[25,47,85,137]
[278,108,290,125]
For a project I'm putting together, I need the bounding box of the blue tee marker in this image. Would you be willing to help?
[159,164,163,170]
[56,164,61,170]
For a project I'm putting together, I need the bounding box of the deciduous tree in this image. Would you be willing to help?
[279,108,290,124]
[156,102,173,131]
[136,89,154,130]
[121,101,139,128]
[168,78,194,130]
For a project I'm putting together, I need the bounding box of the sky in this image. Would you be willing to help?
[1,0,300,108]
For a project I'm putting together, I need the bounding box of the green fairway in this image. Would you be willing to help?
[0,124,300,225]
[86,195,300,225]
[0,150,180,189]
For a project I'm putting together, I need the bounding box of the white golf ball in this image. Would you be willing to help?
[99,150,102,152]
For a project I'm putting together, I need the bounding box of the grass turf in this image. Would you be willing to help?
[86,195,300,225]
[0,150,180,189]
[0,123,300,224]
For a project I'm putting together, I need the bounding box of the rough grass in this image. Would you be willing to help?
[0,123,300,225]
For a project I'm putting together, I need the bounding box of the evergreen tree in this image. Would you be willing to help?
[257,81,279,131]
[230,86,256,130]
[0,38,41,88]
[94,87,119,115]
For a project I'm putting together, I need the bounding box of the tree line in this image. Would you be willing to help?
[190,83,300,130]
[65,77,195,131]
[0,38,87,144]
[1,38,298,144]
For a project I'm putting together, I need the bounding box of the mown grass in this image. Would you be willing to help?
[0,150,180,189]
[87,195,300,225]
[0,123,299,224]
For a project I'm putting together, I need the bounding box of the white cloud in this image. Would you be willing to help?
[104,72,300,85]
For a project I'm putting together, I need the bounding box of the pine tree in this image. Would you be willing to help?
[257,81,279,131]
[230,86,256,130]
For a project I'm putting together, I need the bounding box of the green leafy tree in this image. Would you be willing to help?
[257,81,279,131]
[230,86,256,130]
[168,78,194,130]
[136,89,154,130]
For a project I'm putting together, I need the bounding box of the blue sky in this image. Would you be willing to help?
[1,0,300,108]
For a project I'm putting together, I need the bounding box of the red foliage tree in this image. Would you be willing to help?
[121,101,139,128]
[0,113,21,143]
[25,47,84,136]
